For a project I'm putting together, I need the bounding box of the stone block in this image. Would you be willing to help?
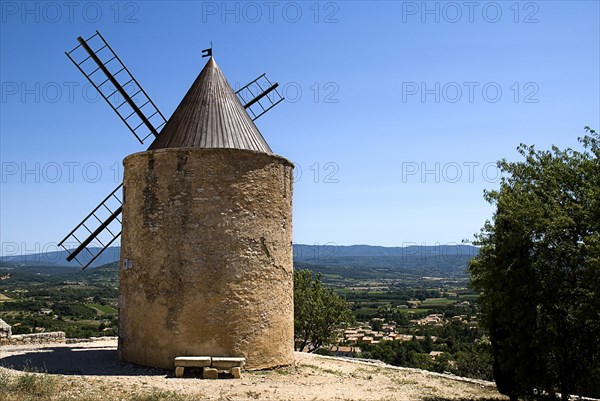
[203,367,218,380]
[231,367,241,379]
[175,367,185,378]
[0,318,11,339]
[211,357,246,369]
[174,356,212,368]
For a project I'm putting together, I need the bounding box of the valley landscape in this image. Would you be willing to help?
[0,244,507,400]
[0,244,489,381]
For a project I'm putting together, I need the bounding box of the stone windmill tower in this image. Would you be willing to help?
[58,32,294,370]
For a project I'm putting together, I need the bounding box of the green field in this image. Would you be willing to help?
[399,308,431,314]
[420,298,455,307]
[86,303,118,315]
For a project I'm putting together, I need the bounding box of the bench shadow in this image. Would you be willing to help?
[177,367,236,380]
[0,346,169,377]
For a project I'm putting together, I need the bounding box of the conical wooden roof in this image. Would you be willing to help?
[148,57,272,153]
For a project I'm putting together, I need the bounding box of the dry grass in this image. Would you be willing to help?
[0,369,195,401]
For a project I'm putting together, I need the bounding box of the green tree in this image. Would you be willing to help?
[454,336,494,381]
[469,128,600,400]
[370,318,384,331]
[294,269,355,352]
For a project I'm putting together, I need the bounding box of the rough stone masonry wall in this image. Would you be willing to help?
[0,332,66,346]
[119,148,294,370]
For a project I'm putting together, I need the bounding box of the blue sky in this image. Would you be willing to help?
[1,1,599,256]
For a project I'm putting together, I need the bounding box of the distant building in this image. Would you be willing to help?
[429,351,444,360]
[330,346,361,357]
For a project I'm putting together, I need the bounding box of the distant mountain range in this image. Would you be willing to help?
[293,243,477,260]
[0,244,478,272]
[293,244,478,279]
[0,247,121,268]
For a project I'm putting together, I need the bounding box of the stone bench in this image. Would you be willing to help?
[174,356,245,379]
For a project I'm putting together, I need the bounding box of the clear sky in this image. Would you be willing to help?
[1,1,599,256]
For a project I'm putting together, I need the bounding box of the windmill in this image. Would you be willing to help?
[57,31,285,270]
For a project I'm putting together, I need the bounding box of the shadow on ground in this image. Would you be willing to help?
[423,398,504,401]
[0,345,169,377]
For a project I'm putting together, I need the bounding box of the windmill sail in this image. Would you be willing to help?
[60,41,285,269]
[236,73,285,121]
[58,184,123,270]
[60,30,166,269]
[65,31,166,144]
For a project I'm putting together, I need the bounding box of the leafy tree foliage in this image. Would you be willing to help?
[454,337,494,381]
[294,269,355,352]
[370,318,384,331]
[469,128,600,400]
[361,322,493,380]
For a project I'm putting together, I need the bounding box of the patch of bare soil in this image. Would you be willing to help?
[0,339,507,401]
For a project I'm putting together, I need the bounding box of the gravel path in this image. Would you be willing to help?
[0,339,506,400]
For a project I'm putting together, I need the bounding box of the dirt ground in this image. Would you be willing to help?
[0,339,507,401]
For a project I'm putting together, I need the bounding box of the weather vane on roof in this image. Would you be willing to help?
[202,41,213,58]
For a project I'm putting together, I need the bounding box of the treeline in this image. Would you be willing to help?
[8,313,117,338]
[26,286,118,302]
[344,288,442,303]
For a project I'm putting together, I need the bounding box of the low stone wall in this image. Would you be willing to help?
[65,336,118,344]
[0,331,66,346]
[0,319,117,346]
